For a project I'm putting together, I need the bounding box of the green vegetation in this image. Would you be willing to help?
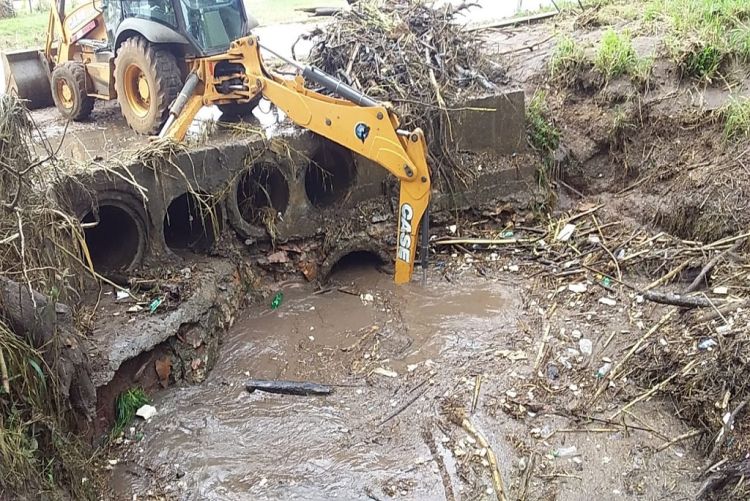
[113,387,150,437]
[0,12,47,50]
[550,35,586,85]
[646,0,750,80]
[526,91,561,191]
[0,322,95,499]
[0,1,346,50]
[722,97,750,140]
[594,29,643,80]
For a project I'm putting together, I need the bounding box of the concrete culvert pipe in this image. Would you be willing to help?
[236,162,290,226]
[82,204,145,272]
[163,192,220,254]
[305,140,356,208]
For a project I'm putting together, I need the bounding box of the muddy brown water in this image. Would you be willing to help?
[111,260,702,500]
[112,262,518,500]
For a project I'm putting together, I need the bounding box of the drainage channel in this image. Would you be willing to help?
[164,192,221,254]
[82,203,145,273]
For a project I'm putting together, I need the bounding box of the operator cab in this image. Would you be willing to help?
[103,0,259,56]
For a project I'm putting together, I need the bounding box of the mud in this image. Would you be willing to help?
[109,259,702,500]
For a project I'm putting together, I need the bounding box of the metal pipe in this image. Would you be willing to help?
[259,42,378,107]
[159,72,200,138]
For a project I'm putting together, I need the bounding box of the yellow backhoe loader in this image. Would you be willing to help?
[1,0,431,283]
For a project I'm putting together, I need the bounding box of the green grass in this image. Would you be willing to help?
[526,90,561,193]
[594,29,653,84]
[645,0,750,80]
[0,1,346,50]
[0,12,47,50]
[722,97,750,140]
[594,29,637,79]
[550,35,586,85]
[112,387,150,437]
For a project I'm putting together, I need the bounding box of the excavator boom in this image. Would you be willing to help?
[161,36,431,284]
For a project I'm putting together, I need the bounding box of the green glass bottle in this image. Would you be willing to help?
[271,291,283,310]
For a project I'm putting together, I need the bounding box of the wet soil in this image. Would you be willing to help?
[109,260,702,500]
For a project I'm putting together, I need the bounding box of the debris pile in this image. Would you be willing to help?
[433,203,750,498]
[0,95,96,498]
[307,0,504,188]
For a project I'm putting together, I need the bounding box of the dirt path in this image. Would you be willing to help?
[109,260,702,500]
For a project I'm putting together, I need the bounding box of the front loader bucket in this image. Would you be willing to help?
[1,49,53,109]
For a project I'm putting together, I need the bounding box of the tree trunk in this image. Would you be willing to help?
[0,0,15,19]
[0,277,96,419]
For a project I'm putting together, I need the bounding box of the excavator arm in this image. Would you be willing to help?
[161,36,431,284]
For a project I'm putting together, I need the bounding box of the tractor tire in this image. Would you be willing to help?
[50,62,94,121]
[114,36,182,135]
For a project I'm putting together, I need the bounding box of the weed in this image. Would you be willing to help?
[526,91,561,193]
[595,29,637,80]
[550,36,587,85]
[113,387,150,437]
[681,43,723,80]
[722,97,750,140]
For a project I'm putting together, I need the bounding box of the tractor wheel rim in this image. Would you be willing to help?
[123,64,150,118]
[57,80,74,109]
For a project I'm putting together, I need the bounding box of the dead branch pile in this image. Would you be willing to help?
[0,95,97,498]
[307,0,504,190]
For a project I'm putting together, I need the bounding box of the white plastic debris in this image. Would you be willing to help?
[698,339,718,350]
[116,290,130,301]
[360,293,374,304]
[596,362,613,378]
[579,339,593,356]
[568,283,588,294]
[508,264,520,272]
[448,224,457,234]
[554,445,578,457]
[713,286,729,295]
[127,305,143,313]
[556,223,577,242]
[372,367,397,378]
[136,404,157,420]
[599,297,617,306]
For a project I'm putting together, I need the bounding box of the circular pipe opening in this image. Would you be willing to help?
[329,250,384,278]
[163,192,219,254]
[82,204,142,272]
[304,141,356,208]
[237,163,290,226]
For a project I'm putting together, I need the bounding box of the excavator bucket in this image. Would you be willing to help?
[1,49,53,109]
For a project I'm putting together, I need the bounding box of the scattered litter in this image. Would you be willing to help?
[579,339,593,356]
[127,305,143,313]
[149,297,163,314]
[107,459,119,466]
[599,297,617,306]
[502,230,514,238]
[556,223,577,242]
[596,362,613,378]
[135,404,157,420]
[713,286,729,295]
[116,290,130,301]
[179,267,192,279]
[271,291,284,310]
[245,379,332,396]
[571,329,582,339]
[568,283,588,294]
[372,367,398,378]
[587,234,601,245]
[698,338,718,351]
[360,293,374,304]
[448,224,457,234]
[508,264,520,272]
[407,363,420,372]
[553,445,578,458]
